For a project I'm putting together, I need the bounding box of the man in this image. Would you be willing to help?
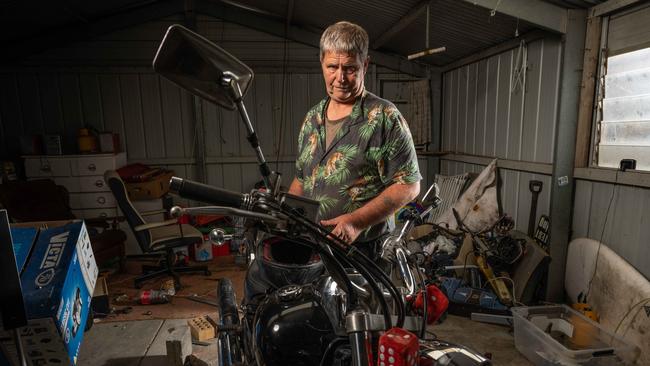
[288,21,421,257]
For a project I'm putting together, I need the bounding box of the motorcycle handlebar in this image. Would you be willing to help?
[169,176,244,208]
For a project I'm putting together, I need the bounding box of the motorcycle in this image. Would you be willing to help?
[153,24,491,366]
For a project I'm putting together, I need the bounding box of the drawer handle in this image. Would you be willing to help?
[88,163,96,171]
[40,164,51,172]
[95,180,104,188]
[99,212,108,218]
[97,196,106,204]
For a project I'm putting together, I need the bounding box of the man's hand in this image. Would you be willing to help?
[321,213,363,245]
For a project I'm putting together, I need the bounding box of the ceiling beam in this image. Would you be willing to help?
[590,0,645,17]
[462,0,568,34]
[372,0,430,49]
[197,0,430,77]
[5,0,183,64]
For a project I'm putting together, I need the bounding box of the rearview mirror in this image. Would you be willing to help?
[153,24,254,110]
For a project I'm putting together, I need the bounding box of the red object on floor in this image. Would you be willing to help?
[212,242,231,257]
[413,284,449,324]
[377,327,419,366]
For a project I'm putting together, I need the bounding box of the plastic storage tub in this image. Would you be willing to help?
[512,305,638,365]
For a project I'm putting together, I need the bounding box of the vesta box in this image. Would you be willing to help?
[1,220,97,366]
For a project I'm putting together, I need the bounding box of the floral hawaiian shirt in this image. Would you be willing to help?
[295,90,422,242]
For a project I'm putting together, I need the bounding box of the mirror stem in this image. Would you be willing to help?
[223,73,273,191]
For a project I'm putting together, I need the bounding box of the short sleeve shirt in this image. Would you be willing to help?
[295,90,422,242]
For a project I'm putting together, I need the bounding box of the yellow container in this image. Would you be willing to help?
[78,128,98,153]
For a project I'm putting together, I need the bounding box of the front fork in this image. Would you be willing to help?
[217,278,244,366]
[346,310,374,366]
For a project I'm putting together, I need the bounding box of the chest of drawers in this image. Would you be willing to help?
[23,153,127,219]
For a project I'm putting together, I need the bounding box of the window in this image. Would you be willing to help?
[594,4,650,171]
[596,47,650,170]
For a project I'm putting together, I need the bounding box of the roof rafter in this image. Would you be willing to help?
[461,0,568,34]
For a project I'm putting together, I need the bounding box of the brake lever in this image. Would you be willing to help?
[170,206,284,224]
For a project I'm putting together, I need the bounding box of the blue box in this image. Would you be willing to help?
[1,220,97,366]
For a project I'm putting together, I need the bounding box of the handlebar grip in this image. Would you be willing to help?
[169,176,244,208]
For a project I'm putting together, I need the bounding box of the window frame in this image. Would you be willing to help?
[590,4,650,173]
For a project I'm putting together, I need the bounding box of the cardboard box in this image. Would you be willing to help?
[1,220,98,366]
[125,171,174,200]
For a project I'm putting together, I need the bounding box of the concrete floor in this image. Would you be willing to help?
[77,314,531,366]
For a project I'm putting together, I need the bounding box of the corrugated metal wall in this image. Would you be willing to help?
[440,38,562,232]
[0,15,430,195]
[573,180,650,278]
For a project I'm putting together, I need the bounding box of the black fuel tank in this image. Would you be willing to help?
[253,284,339,366]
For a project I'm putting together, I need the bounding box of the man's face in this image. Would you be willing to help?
[321,51,368,104]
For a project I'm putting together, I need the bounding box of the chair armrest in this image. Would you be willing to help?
[134,219,179,232]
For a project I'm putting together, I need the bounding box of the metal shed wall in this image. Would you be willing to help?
[0,15,429,195]
[440,37,562,233]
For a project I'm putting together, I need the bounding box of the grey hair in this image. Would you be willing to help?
[319,21,369,61]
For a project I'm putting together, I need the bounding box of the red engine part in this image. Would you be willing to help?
[413,284,449,324]
[377,327,419,366]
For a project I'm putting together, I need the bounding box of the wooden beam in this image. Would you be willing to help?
[462,0,568,34]
[574,167,650,188]
[590,0,646,18]
[441,153,553,175]
[196,0,430,77]
[574,16,602,168]
[372,0,430,49]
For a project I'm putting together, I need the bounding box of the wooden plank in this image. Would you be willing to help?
[537,39,562,164]
[140,74,166,158]
[17,73,44,135]
[521,41,543,162]
[79,74,104,132]
[442,153,553,175]
[160,78,185,158]
[590,0,646,18]
[496,50,513,160]
[119,74,146,159]
[574,16,602,168]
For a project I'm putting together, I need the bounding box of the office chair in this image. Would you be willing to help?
[104,170,209,289]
